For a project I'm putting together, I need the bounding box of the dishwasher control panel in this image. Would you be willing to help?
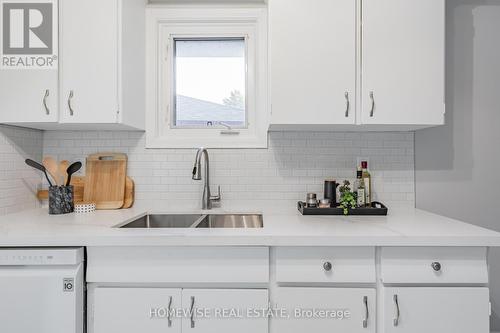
[0,248,84,266]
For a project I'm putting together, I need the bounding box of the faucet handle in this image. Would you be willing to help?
[210,186,221,202]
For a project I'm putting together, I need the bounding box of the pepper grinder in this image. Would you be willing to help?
[324,180,339,207]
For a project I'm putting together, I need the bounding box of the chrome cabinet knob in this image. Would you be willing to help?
[323,261,333,272]
[431,262,442,272]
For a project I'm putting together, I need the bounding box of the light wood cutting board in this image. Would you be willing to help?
[122,177,135,209]
[84,153,127,210]
[37,176,134,208]
[37,176,85,203]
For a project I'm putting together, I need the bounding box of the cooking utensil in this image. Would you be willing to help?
[42,157,60,186]
[84,153,127,210]
[25,159,53,187]
[65,161,82,186]
[59,160,69,185]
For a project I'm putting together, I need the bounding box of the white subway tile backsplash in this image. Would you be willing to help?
[42,131,415,209]
[0,125,42,216]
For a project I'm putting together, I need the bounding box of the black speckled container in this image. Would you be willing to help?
[49,186,74,215]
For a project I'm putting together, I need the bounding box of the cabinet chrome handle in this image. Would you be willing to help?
[363,296,369,328]
[323,261,332,271]
[431,261,442,272]
[43,89,50,115]
[393,294,400,326]
[167,296,173,327]
[369,91,375,117]
[190,296,195,328]
[345,91,350,117]
[68,90,74,116]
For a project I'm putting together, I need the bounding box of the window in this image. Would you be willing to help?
[174,38,247,128]
[146,7,268,148]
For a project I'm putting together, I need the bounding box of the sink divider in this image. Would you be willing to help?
[190,215,209,228]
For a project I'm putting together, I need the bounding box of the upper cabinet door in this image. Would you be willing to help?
[269,0,356,125]
[362,0,445,126]
[383,287,489,333]
[0,71,58,124]
[59,0,119,124]
[182,289,269,333]
[0,0,59,125]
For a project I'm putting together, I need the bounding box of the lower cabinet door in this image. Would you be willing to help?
[92,287,182,333]
[182,289,269,333]
[383,287,490,333]
[273,287,376,333]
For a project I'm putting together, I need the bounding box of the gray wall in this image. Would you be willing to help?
[415,0,500,329]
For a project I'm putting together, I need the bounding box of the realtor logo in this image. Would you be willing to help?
[1,0,58,69]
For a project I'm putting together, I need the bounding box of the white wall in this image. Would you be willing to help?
[0,125,42,215]
[43,131,415,209]
[415,0,500,328]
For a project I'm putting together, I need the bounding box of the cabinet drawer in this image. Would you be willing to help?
[381,247,488,284]
[275,247,376,284]
[87,246,269,284]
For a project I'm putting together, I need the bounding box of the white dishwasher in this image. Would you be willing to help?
[0,247,85,333]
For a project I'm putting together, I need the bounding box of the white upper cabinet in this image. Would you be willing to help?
[59,0,145,129]
[0,71,58,124]
[0,0,145,130]
[361,0,445,127]
[0,0,59,125]
[269,0,445,130]
[269,0,356,126]
[59,0,119,124]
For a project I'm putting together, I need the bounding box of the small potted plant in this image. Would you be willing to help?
[338,180,357,215]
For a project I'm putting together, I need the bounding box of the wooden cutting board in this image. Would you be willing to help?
[84,153,127,210]
[37,176,134,208]
[122,177,135,209]
[37,176,85,203]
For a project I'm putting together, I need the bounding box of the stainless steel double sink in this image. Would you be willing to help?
[119,214,263,229]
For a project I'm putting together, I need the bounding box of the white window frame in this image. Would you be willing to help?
[146,6,269,148]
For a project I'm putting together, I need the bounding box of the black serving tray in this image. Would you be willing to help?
[298,201,388,216]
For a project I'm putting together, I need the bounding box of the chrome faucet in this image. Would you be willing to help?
[192,148,221,209]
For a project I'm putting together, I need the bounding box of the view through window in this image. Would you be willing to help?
[173,38,247,128]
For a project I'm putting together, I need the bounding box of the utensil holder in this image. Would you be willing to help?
[49,186,74,215]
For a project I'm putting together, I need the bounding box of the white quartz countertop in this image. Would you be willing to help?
[1,205,500,247]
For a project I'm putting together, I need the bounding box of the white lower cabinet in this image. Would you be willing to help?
[92,287,182,333]
[273,288,375,333]
[91,287,268,333]
[182,289,269,333]
[382,287,490,333]
[87,246,491,333]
